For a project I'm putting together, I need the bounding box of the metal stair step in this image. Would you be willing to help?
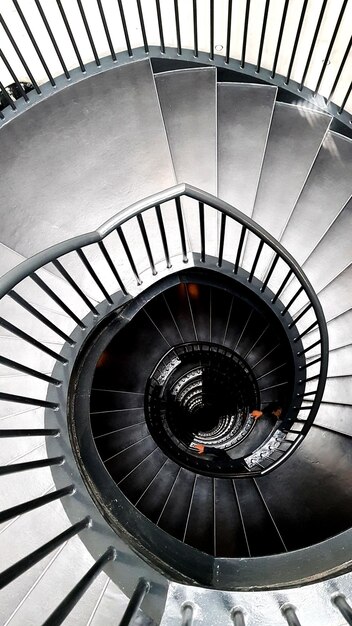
[217,82,277,215]
[314,403,352,438]
[0,59,175,258]
[281,131,352,267]
[155,67,217,194]
[300,195,352,293]
[242,103,331,277]
[155,67,217,259]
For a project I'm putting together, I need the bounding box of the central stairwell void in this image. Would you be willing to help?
[1,19,352,625]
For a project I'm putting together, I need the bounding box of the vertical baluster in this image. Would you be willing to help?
[117,226,142,285]
[218,213,226,267]
[327,36,352,104]
[193,0,198,57]
[155,0,165,53]
[338,82,352,115]
[97,0,116,61]
[12,0,55,85]
[332,594,352,625]
[285,0,308,85]
[76,0,101,66]
[298,0,328,91]
[0,80,16,110]
[155,205,171,268]
[248,240,264,282]
[225,0,233,64]
[137,213,157,275]
[174,0,182,54]
[117,0,133,57]
[136,0,149,53]
[199,202,205,262]
[42,547,117,625]
[240,0,251,68]
[56,0,85,71]
[209,0,214,60]
[234,226,246,274]
[0,15,40,93]
[271,0,289,78]
[34,0,70,78]
[181,603,194,626]
[175,198,188,263]
[256,0,270,73]
[0,49,29,101]
[119,579,150,626]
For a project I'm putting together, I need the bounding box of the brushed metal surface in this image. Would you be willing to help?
[323,377,352,405]
[217,83,276,215]
[161,573,352,626]
[155,68,217,194]
[315,404,352,437]
[251,103,331,230]
[155,67,217,258]
[281,131,352,265]
[0,59,175,257]
[242,103,331,274]
[318,263,352,321]
[300,194,352,293]
[327,345,352,377]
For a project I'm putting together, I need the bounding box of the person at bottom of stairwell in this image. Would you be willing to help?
[251,402,283,423]
[250,401,292,432]
[192,403,284,459]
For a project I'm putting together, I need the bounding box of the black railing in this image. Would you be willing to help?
[0,0,351,129]
[0,183,329,624]
[0,183,328,476]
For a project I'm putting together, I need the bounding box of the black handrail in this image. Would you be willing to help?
[0,1,351,129]
[0,183,329,475]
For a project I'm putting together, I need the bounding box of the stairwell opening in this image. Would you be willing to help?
[68,267,300,574]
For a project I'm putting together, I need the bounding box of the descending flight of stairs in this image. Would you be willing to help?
[1,52,352,625]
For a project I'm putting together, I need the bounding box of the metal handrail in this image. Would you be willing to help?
[0,183,329,474]
[0,0,351,129]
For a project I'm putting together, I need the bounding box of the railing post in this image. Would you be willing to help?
[281,603,302,626]
[231,607,246,625]
[332,593,352,625]
[119,578,150,626]
[181,603,194,626]
[42,547,116,625]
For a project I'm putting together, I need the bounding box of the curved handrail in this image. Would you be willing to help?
[0,2,351,130]
[0,183,329,474]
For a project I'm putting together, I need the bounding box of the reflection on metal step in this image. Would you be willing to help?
[314,402,352,437]
[242,103,331,276]
[281,131,352,266]
[155,68,217,194]
[217,82,276,215]
[300,195,352,293]
[0,59,175,257]
[317,263,352,321]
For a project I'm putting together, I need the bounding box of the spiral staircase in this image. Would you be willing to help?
[1,1,352,625]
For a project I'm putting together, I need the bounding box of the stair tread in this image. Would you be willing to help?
[217,83,277,215]
[281,131,352,266]
[242,103,331,277]
[314,403,352,437]
[0,59,175,257]
[257,427,352,551]
[155,67,217,194]
[301,195,352,294]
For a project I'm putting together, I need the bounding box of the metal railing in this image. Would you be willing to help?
[0,183,328,474]
[0,0,351,129]
[0,182,331,623]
